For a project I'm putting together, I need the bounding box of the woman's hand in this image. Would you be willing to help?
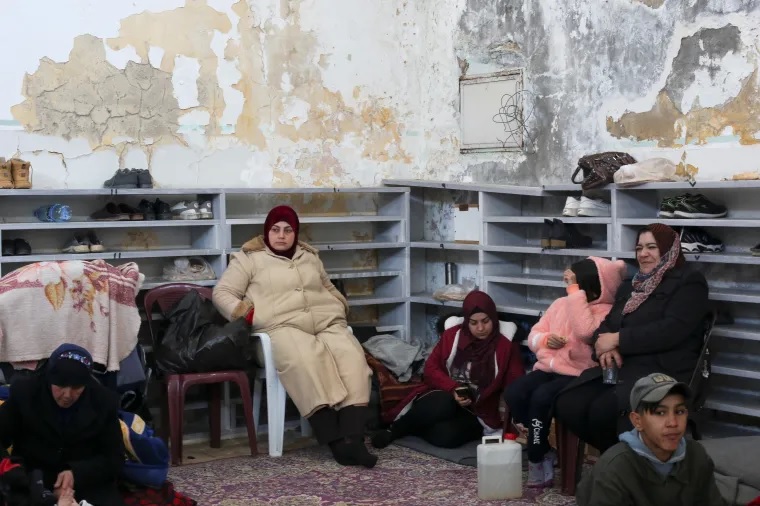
[453,391,472,407]
[563,269,577,286]
[53,470,74,497]
[595,332,620,356]
[546,334,567,349]
[599,349,623,369]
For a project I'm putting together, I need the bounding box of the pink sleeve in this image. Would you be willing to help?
[565,291,608,343]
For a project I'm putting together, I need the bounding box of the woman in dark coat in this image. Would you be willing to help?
[553,223,709,453]
[0,344,125,505]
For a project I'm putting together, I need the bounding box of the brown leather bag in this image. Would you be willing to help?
[571,152,636,190]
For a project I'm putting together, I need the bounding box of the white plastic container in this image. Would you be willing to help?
[477,434,522,500]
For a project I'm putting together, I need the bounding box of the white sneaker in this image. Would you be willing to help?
[562,197,580,217]
[577,196,611,217]
[170,201,200,220]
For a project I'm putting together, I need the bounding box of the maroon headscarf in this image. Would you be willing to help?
[452,290,501,389]
[263,205,300,259]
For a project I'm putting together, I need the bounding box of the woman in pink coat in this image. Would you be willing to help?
[503,256,625,488]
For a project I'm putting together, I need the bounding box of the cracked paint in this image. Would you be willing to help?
[12,34,181,149]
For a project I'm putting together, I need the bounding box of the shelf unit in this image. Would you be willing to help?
[384,178,760,433]
[0,186,411,440]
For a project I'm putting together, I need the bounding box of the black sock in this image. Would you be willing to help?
[370,429,395,449]
[346,439,378,468]
[328,440,357,466]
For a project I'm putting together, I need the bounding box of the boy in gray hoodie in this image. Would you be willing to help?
[576,373,727,506]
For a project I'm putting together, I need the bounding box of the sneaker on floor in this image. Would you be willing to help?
[198,200,213,219]
[171,201,200,220]
[527,461,552,488]
[673,194,727,219]
[577,196,611,217]
[562,196,580,217]
[658,194,690,218]
[680,227,724,253]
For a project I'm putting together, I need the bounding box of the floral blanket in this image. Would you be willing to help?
[0,260,144,371]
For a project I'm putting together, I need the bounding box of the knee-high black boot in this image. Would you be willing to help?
[309,407,355,466]
[338,405,378,468]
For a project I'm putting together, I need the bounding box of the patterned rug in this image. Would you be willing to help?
[169,444,577,506]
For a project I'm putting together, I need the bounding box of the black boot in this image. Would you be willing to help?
[309,408,356,466]
[338,405,378,468]
[541,219,553,249]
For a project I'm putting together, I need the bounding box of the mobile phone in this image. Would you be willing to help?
[455,386,472,400]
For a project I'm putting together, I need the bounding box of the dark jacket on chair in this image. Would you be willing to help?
[0,372,124,494]
[562,265,709,412]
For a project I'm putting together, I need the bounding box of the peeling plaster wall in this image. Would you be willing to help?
[2,0,760,188]
[450,0,760,183]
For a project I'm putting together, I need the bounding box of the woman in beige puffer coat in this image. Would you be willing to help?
[212,205,376,467]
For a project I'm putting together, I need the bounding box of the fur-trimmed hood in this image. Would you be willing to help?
[240,235,318,255]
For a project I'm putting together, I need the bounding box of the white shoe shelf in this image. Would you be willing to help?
[384,178,760,431]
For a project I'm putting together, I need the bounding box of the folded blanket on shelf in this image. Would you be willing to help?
[0,260,144,371]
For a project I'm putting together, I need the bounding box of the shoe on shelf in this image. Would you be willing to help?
[199,200,213,219]
[154,198,172,220]
[750,244,760,257]
[672,194,727,219]
[87,231,105,252]
[13,238,31,255]
[562,196,580,217]
[138,199,157,220]
[550,219,592,249]
[103,169,139,189]
[34,204,71,223]
[90,202,129,221]
[577,196,610,217]
[658,194,690,218]
[171,201,200,220]
[10,158,32,189]
[134,168,153,189]
[118,203,144,220]
[62,236,90,254]
[0,159,14,189]
[541,219,553,248]
[680,227,724,253]
[2,240,15,255]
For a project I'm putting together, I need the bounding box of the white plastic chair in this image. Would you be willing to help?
[251,332,312,457]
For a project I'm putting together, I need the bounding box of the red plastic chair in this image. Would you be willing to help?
[144,283,258,465]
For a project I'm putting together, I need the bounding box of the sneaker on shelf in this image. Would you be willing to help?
[562,196,580,217]
[673,194,727,219]
[87,231,105,252]
[658,194,690,218]
[198,200,213,219]
[134,169,153,189]
[154,198,172,220]
[103,169,139,189]
[751,244,760,257]
[90,202,129,221]
[680,227,724,253]
[117,203,144,221]
[13,238,31,255]
[62,236,90,253]
[138,199,157,220]
[577,196,611,217]
[1,240,13,255]
[163,257,216,281]
[170,201,200,220]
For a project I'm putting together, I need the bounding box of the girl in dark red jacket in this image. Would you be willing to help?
[371,291,524,449]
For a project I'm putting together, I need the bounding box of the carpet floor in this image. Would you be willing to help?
[169,444,577,506]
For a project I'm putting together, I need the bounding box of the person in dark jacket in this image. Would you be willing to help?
[0,344,125,505]
[553,223,709,453]
[576,373,727,506]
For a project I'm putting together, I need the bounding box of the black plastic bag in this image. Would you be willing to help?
[155,290,255,374]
